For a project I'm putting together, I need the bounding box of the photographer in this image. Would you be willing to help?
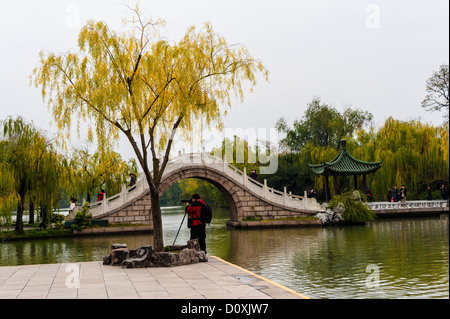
[185,194,207,253]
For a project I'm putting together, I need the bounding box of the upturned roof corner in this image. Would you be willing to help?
[309,139,382,176]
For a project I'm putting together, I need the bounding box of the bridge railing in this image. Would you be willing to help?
[88,151,325,217]
[173,152,324,212]
[368,200,449,210]
[88,177,149,217]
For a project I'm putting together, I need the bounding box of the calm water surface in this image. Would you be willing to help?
[1,207,448,299]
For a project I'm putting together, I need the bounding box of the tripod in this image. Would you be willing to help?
[173,213,187,245]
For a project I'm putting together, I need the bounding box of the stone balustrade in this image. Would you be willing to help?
[87,152,325,225]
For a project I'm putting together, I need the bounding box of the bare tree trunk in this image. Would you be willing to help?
[15,185,26,231]
[29,200,35,224]
[149,186,164,252]
[15,198,25,231]
[39,204,49,229]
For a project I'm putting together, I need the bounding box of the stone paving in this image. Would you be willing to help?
[0,256,310,299]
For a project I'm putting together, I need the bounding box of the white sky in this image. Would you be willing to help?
[0,0,448,162]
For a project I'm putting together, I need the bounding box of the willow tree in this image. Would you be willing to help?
[32,135,68,228]
[68,148,138,203]
[0,162,18,227]
[1,117,39,230]
[352,117,449,200]
[32,10,268,251]
[0,117,66,230]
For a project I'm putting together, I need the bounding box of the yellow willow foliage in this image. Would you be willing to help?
[31,10,268,251]
[1,117,68,226]
[32,17,268,187]
[67,148,138,200]
[354,117,449,200]
[0,163,19,225]
[307,118,448,200]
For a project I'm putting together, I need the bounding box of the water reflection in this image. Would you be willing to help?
[0,207,448,299]
[220,215,449,299]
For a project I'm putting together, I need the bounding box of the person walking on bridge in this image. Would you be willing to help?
[250,169,258,181]
[441,184,449,200]
[392,186,400,202]
[427,186,433,201]
[400,185,407,202]
[185,194,207,253]
[97,189,106,203]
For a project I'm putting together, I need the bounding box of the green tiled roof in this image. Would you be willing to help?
[309,140,382,176]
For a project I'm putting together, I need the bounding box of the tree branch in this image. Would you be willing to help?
[156,115,183,184]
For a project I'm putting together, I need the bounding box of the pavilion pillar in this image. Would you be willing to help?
[353,174,358,190]
[324,174,329,202]
[333,175,338,195]
[363,174,367,192]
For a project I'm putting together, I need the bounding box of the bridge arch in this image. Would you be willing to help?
[88,153,326,227]
[159,166,240,221]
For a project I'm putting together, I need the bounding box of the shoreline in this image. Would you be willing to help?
[2,208,447,242]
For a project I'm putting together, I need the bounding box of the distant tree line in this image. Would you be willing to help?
[271,96,449,202]
[162,94,448,206]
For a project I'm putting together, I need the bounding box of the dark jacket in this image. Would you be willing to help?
[392,188,400,202]
[427,188,432,200]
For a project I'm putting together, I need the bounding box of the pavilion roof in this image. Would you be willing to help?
[309,140,382,176]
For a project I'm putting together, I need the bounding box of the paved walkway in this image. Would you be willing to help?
[0,256,309,299]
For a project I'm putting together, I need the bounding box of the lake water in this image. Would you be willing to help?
[1,207,448,299]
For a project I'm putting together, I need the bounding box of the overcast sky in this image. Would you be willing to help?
[0,0,448,161]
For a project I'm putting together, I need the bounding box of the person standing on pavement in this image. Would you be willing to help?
[185,193,207,253]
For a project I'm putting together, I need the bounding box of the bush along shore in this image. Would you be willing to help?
[0,223,152,242]
[317,190,376,226]
[0,203,151,241]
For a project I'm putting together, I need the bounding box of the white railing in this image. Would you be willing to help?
[88,152,326,217]
[368,200,449,211]
[88,151,450,218]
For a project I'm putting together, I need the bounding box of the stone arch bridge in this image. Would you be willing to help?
[87,153,325,229]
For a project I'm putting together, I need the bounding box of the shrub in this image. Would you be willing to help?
[327,190,376,223]
[71,202,92,231]
[51,212,65,228]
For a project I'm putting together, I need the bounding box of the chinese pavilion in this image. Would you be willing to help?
[309,139,382,202]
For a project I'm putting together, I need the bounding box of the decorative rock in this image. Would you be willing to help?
[167,244,188,251]
[103,244,128,265]
[316,203,344,225]
[102,254,111,265]
[111,243,127,250]
[103,240,208,268]
[152,252,179,267]
[186,239,200,251]
[122,245,153,268]
[196,250,208,262]
[110,248,129,266]
[129,245,152,259]
[179,249,199,265]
